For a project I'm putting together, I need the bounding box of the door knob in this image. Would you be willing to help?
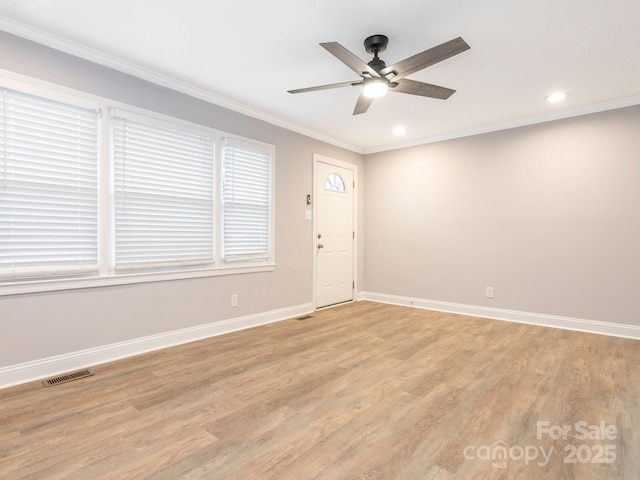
[317,243,324,249]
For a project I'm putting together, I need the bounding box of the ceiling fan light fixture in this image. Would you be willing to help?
[363,78,388,98]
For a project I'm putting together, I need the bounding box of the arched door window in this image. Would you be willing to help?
[324,173,347,192]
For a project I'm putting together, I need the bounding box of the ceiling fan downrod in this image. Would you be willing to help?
[364,34,388,74]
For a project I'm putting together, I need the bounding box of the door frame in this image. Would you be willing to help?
[312,153,358,309]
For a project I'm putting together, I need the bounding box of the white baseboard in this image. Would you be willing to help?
[5,295,638,390]
[361,292,640,340]
[0,302,314,390]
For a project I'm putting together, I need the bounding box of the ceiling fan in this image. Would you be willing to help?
[288,34,470,115]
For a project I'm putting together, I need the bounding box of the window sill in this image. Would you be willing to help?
[0,264,276,297]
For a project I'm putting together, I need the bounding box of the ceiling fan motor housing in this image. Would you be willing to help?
[364,34,389,54]
[367,57,387,72]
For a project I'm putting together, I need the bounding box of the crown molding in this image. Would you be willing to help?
[3,15,639,157]
[364,94,640,154]
[0,16,363,154]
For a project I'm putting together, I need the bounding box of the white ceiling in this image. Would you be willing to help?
[1,0,639,153]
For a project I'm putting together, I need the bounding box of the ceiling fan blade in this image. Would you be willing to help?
[288,80,362,94]
[381,37,470,81]
[392,78,456,99]
[320,42,380,78]
[353,92,374,115]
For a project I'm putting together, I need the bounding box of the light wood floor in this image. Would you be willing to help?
[1,301,639,479]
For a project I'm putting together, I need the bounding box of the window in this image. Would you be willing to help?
[0,88,99,281]
[112,112,215,271]
[0,81,275,293]
[324,172,347,192]
[222,138,274,262]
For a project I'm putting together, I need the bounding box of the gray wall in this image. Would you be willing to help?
[0,32,364,367]
[364,105,640,326]
[2,29,639,373]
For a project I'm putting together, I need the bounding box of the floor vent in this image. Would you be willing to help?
[297,315,314,321]
[42,369,94,387]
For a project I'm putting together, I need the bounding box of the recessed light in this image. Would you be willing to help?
[546,92,569,103]
[393,126,407,136]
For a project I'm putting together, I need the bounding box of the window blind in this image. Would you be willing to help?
[112,114,214,271]
[221,138,272,261]
[0,88,99,279]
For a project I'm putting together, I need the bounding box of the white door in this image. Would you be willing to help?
[315,159,354,308]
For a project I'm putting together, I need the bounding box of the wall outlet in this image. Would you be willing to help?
[486,287,494,299]
[231,294,238,307]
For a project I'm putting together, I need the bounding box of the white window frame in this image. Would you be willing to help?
[0,72,275,296]
[0,87,100,280]
[221,137,275,265]
[111,108,216,273]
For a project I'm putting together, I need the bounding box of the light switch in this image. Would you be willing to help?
[305,210,312,220]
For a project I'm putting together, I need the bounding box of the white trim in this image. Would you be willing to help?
[0,71,279,296]
[0,264,276,297]
[0,68,100,109]
[361,292,640,340]
[0,17,362,154]
[363,94,640,154]
[4,17,640,156]
[0,302,313,390]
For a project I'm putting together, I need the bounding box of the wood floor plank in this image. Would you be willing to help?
[1,301,639,479]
